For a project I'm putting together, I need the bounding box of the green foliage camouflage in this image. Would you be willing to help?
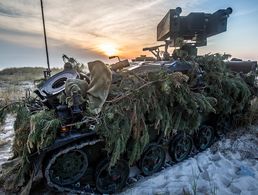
[13,106,31,157]
[99,71,216,166]
[0,108,60,192]
[27,110,60,153]
[196,54,253,124]
[0,54,256,193]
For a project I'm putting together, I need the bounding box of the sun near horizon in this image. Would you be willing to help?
[98,43,119,57]
[0,0,258,68]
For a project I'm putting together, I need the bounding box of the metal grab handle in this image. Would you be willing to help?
[62,54,78,65]
[109,56,121,62]
[62,54,69,63]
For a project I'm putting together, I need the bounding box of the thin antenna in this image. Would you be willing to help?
[40,0,51,78]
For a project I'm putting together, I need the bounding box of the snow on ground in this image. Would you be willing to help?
[0,115,15,169]
[121,127,258,195]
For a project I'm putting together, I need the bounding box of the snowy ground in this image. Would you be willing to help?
[0,117,258,195]
[121,127,258,195]
[0,115,15,168]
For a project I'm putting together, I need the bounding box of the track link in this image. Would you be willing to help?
[44,139,102,194]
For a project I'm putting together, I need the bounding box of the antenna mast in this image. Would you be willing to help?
[40,0,51,78]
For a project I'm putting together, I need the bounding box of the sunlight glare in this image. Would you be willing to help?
[99,43,118,56]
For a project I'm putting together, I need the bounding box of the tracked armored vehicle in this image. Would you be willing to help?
[0,7,257,194]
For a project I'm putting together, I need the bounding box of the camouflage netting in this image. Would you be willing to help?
[0,54,256,193]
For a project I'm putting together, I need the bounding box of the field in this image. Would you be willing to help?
[0,67,61,82]
[0,67,61,102]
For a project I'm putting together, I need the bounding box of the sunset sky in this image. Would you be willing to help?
[0,0,257,69]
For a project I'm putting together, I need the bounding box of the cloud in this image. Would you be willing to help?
[0,1,39,18]
[0,27,54,48]
[7,0,256,67]
[0,5,21,17]
[0,0,211,61]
